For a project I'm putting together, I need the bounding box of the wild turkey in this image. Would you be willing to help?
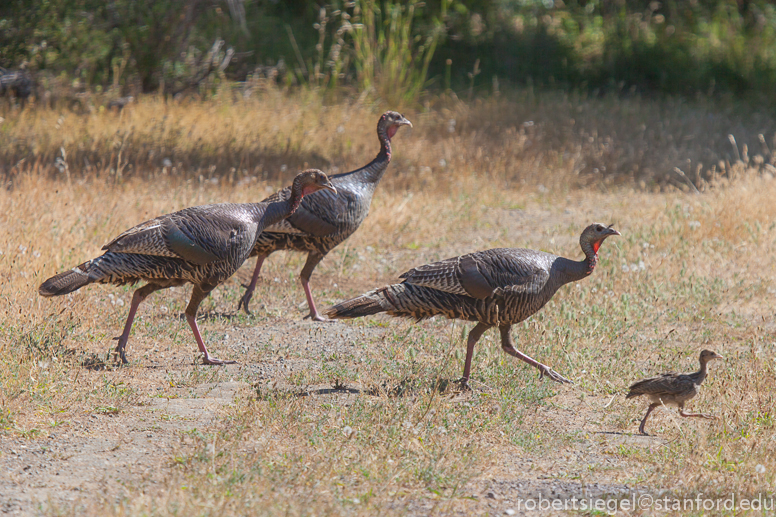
[39,170,336,365]
[626,349,723,435]
[327,223,620,385]
[237,111,413,320]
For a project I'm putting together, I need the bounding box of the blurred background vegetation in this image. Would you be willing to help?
[2,0,776,105]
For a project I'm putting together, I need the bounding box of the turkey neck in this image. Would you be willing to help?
[253,187,304,228]
[287,182,307,213]
[350,125,393,186]
[692,358,710,384]
[553,239,600,285]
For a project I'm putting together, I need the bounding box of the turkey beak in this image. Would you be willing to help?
[400,117,413,128]
[322,181,337,194]
[606,226,621,237]
[715,353,725,361]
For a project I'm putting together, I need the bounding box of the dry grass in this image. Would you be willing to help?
[1,92,776,515]
[3,87,776,190]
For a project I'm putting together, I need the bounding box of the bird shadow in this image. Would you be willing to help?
[593,430,654,439]
[253,384,369,401]
[362,377,465,398]
[176,311,243,322]
[594,431,635,436]
[80,352,117,371]
[253,377,465,401]
[296,386,368,397]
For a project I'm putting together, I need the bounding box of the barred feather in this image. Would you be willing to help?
[38,169,335,365]
[38,262,92,296]
[40,171,334,298]
[327,283,501,325]
[626,350,723,403]
[328,223,621,329]
[627,349,722,434]
[254,112,411,254]
[238,112,412,315]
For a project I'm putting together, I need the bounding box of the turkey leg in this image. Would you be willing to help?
[499,325,573,384]
[639,403,660,435]
[186,285,236,365]
[113,283,166,364]
[300,252,330,322]
[460,322,491,388]
[679,409,716,420]
[238,254,267,314]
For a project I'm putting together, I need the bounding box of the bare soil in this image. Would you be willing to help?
[1,281,661,516]
[0,316,394,514]
[3,143,773,515]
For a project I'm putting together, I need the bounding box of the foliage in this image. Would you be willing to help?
[0,0,234,93]
[3,0,776,102]
[437,0,776,97]
[349,0,444,105]
[250,0,445,105]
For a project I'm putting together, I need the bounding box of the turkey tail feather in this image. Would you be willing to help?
[327,283,495,324]
[39,262,93,297]
[326,286,393,319]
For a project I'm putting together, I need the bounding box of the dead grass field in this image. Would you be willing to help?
[1,92,775,515]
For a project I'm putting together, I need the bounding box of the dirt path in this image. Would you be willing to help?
[0,310,656,516]
[0,381,244,514]
[0,317,392,515]
[1,196,738,515]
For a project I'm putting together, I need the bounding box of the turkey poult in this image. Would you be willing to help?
[627,349,724,435]
[327,223,620,386]
[237,111,412,320]
[39,170,336,365]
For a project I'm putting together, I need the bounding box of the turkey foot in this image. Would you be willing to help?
[457,378,473,391]
[112,336,130,365]
[110,284,159,365]
[237,290,256,315]
[187,313,236,366]
[303,311,334,322]
[499,329,574,384]
[202,354,238,366]
[300,277,333,322]
[537,364,574,384]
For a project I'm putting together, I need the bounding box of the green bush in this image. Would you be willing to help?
[3,0,776,102]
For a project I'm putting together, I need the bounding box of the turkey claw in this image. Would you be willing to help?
[304,313,333,322]
[202,356,237,366]
[538,364,573,384]
[111,336,130,364]
[237,292,254,315]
